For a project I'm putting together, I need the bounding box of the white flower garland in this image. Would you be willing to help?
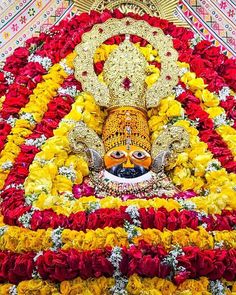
[108,247,128,295]
[28,54,52,71]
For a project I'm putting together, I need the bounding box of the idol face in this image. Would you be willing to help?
[104,145,152,178]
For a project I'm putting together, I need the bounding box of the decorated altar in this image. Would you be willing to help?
[0,0,236,294]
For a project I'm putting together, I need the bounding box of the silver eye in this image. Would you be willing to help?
[110,151,125,159]
[132,151,147,160]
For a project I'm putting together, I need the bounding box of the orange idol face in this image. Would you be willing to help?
[104,145,152,178]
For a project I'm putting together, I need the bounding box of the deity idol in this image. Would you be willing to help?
[69,17,189,198]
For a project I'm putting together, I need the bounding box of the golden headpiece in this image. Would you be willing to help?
[74,17,179,153]
[102,107,151,152]
[74,17,179,109]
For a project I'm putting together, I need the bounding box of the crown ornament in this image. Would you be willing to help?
[103,36,148,110]
[74,17,179,109]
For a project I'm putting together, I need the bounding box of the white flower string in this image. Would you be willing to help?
[162,245,186,278]
[32,251,43,279]
[18,209,36,229]
[59,59,74,75]
[1,161,13,171]
[51,227,64,250]
[28,54,52,71]
[0,225,8,237]
[9,285,17,295]
[58,86,79,97]
[20,112,36,126]
[25,135,47,148]
[209,280,226,295]
[108,247,128,295]
[58,166,76,182]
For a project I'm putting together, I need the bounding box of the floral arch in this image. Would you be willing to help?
[0,8,236,295]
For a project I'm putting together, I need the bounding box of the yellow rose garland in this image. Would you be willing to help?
[0,53,76,189]
[1,276,236,295]
[1,224,236,253]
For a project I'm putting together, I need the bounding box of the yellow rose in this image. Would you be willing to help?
[181,72,196,84]
[195,89,219,107]
[188,78,207,91]
[166,101,182,117]
[206,106,224,118]
[126,274,144,295]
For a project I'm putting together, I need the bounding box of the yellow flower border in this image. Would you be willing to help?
[1,275,236,295]
[1,222,236,253]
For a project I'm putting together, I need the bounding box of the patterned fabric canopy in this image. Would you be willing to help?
[0,0,235,59]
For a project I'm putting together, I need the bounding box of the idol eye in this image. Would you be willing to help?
[132,151,147,160]
[110,151,125,159]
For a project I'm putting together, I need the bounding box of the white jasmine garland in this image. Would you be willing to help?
[124,221,140,241]
[58,165,76,182]
[62,191,75,200]
[34,157,52,165]
[0,183,24,194]
[51,227,63,250]
[58,86,79,97]
[218,86,230,102]
[162,245,185,273]
[190,33,202,48]
[20,112,36,125]
[108,247,128,295]
[9,285,18,295]
[197,210,208,221]
[209,280,226,295]
[201,222,208,229]
[28,54,52,71]
[179,67,189,77]
[0,225,8,236]
[25,135,47,148]
[213,113,234,128]
[173,84,185,96]
[4,71,14,84]
[32,251,43,279]
[6,116,17,127]
[178,198,197,211]
[188,117,200,128]
[25,193,39,205]
[125,205,141,227]
[18,209,36,229]
[214,241,224,249]
[206,160,221,172]
[86,201,101,213]
[1,161,13,170]
[59,60,74,75]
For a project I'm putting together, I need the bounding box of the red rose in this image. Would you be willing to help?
[193,40,212,54]
[154,208,167,230]
[139,207,154,229]
[68,211,87,231]
[91,251,114,277]
[190,57,213,76]
[207,76,226,92]
[8,253,34,284]
[13,47,29,59]
[179,210,198,229]
[167,210,179,231]
[174,271,190,285]
[138,255,160,277]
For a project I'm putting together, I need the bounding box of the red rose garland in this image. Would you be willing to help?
[1,245,236,284]
[0,10,236,292]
